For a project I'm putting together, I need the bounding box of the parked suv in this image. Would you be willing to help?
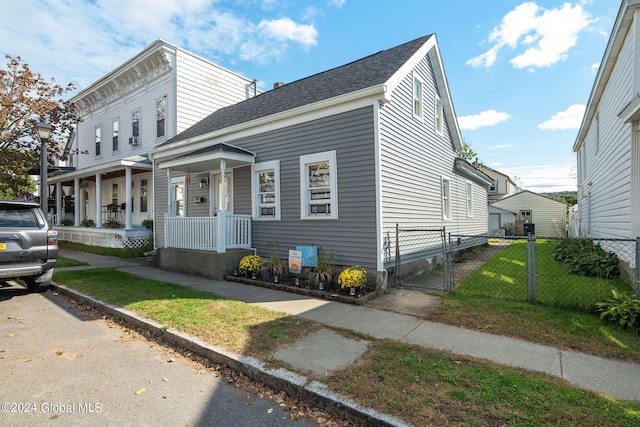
[0,201,58,292]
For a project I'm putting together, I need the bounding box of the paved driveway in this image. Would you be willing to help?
[0,283,324,427]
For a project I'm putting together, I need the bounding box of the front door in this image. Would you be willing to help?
[212,172,233,215]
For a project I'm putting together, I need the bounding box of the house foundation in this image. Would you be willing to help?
[153,248,254,280]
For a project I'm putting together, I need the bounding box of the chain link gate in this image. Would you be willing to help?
[394,226,453,291]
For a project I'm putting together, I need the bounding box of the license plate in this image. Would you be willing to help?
[0,243,5,250]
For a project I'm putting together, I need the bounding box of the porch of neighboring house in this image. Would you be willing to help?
[153,143,256,279]
[47,156,153,249]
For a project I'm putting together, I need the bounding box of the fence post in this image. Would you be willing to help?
[527,233,537,302]
[636,237,640,297]
[395,223,400,285]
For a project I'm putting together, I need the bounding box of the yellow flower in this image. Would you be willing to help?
[238,255,264,275]
[338,266,368,289]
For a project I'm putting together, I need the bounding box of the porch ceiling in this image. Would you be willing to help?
[48,155,152,186]
[158,143,255,173]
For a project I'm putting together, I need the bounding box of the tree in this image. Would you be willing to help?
[456,140,483,168]
[0,55,77,199]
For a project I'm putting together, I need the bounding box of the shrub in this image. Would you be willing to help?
[60,218,73,226]
[338,266,368,289]
[80,218,95,227]
[553,239,620,279]
[141,219,153,230]
[595,290,640,333]
[103,219,123,229]
[238,255,264,275]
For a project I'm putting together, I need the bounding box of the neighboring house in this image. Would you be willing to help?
[490,190,567,237]
[488,205,516,236]
[573,0,640,253]
[479,165,519,202]
[150,34,493,284]
[48,40,256,247]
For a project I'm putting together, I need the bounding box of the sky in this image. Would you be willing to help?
[0,0,622,192]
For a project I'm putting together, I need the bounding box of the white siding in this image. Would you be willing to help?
[579,19,635,239]
[492,192,567,237]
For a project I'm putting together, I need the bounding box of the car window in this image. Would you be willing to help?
[0,207,39,228]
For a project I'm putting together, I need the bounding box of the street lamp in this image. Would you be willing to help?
[35,122,52,210]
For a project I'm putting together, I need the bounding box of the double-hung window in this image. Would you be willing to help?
[441,176,451,220]
[252,160,280,220]
[413,74,423,119]
[112,119,119,151]
[157,98,166,138]
[466,181,473,217]
[131,110,140,145]
[300,151,338,220]
[95,126,101,156]
[435,95,443,134]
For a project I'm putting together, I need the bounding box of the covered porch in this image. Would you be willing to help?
[157,143,256,254]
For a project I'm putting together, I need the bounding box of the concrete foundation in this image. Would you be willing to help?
[154,248,254,280]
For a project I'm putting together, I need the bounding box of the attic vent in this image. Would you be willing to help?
[273,82,285,89]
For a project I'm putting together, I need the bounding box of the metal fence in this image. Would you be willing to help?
[394,226,639,311]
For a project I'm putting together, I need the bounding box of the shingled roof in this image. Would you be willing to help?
[161,34,434,146]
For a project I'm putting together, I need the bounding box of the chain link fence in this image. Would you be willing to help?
[448,235,639,311]
[394,227,450,292]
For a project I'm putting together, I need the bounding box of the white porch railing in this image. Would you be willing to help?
[164,213,252,253]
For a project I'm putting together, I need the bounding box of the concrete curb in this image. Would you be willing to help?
[52,283,412,427]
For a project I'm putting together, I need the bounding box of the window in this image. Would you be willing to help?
[112,119,119,151]
[111,184,118,207]
[441,176,451,220]
[95,126,101,156]
[300,151,338,220]
[413,74,423,119]
[171,178,184,217]
[489,180,497,193]
[157,98,166,138]
[140,179,148,213]
[466,181,473,217]
[131,110,140,144]
[435,95,443,134]
[252,161,280,220]
[520,210,532,223]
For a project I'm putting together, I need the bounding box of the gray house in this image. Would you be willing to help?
[150,34,492,284]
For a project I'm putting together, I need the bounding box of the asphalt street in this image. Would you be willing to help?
[0,282,326,427]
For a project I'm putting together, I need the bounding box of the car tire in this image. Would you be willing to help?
[26,278,49,293]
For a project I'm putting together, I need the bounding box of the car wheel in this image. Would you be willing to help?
[26,278,49,293]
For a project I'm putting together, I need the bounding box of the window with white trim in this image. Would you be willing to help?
[413,74,423,119]
[112,119,119,151]
[300,151,338,220]
[466,181,473,217]
[441,176,451,220]
[157,98,166,138]
[435,95,443,134]
[489,180,497,194]
[252,160,280,220]
[95,126,101,156]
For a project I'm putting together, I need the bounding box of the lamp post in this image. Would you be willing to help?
[35,122,52,209]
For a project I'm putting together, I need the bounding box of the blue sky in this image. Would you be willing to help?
[0,0,621,192]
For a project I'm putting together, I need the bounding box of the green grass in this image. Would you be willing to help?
[427,240,640,363]
[327,340,640,427]
[59,240,151,258]
[56,256,89,268]
[53,268,316,357]
[53,251,640,427]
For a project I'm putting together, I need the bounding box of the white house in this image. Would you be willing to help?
[48,40,256,247]
[573,0,640,262]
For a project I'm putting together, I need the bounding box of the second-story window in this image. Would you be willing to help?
[157,98,166,138]
[413,74,423,119]
[435,95,443,134]
[95,126,101,156]
[131,110,140,145]
[112,119,119,151]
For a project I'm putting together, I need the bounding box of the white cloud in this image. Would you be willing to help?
[538,104,585,130]
[499,163,576,192]
[328,0,346,8]
[467,2,592,69]
[257,18,319,47]
[488,144,517,150]
[458,110,511,130]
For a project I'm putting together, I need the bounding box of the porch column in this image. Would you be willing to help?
[220,159,227,212]
[166,168,173,216]
[125,166,133,230]
[74,178,80,226]
[55,182,62,225]
[95,173,102,228]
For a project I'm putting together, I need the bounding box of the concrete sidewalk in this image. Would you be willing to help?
[56,249,640,406]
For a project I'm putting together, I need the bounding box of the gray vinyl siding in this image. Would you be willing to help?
[227,107,378,269]
[153,166,169,248]
[379,55,487,243]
